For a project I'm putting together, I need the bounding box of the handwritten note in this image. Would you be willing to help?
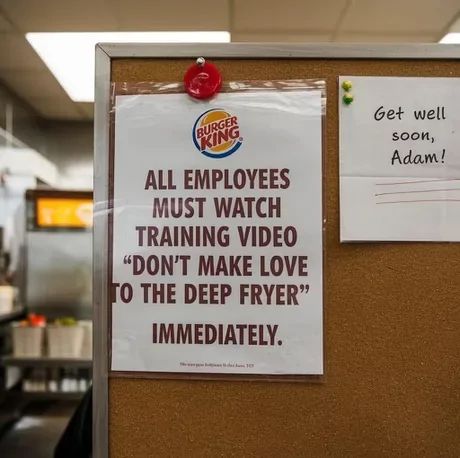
[339,76,460,241]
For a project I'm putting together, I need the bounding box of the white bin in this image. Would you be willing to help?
[47,325,84,358]
[79,320,93,359]
[12,324,44,357]
[0,286,15,314]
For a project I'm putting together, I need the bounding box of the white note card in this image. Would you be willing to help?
[339,76,460,242]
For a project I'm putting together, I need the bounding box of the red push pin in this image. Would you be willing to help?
[184,57,222,100]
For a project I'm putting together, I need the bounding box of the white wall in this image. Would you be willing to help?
[41,121,93,189]
[0,81,94,190]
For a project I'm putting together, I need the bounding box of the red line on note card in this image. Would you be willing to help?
[375,188,460,197]
[375,178,460,186]
[376,199,460,204]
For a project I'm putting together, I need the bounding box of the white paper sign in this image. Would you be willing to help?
[340,76,460,242]
[111,89,323,375]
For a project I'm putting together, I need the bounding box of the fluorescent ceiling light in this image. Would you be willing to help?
[26,32,231,103]
[440,33,460,43]
[440,16,460,43]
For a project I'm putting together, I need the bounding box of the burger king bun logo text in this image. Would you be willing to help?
[193,108,242,159]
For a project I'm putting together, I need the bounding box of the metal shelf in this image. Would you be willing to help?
[0,307,26,325]
[20,391,85,401]
[2,356,92,369]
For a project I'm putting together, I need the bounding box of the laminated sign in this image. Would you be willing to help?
[111,85,324,376]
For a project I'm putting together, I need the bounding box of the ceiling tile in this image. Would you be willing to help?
[0,69,69,100]
[0,12,13,31]
[336,32,438,43]
[233,0,348,32]
[111,0,229,30]
[340,0,460,35]
[232,32,332,42]
[0,33,47,70]
[0,0,118,31]
[26,96,83,120]
[1,0,228,32]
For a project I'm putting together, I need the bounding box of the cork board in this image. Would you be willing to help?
[108,58,460,457]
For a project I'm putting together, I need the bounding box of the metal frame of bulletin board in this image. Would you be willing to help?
[93,44,460,458]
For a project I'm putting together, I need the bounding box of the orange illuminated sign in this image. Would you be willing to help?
[36,198,93,228]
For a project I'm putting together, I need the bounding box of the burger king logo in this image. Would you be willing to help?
[192,108,242,159]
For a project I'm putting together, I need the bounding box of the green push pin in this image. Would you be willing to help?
[341,80,353,91]
[343,92,354,105]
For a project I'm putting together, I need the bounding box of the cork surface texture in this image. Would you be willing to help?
[108,59,460,457]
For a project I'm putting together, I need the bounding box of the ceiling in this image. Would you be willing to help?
[0,0,459,121]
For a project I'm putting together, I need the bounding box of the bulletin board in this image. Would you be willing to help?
[94,44,460,458]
